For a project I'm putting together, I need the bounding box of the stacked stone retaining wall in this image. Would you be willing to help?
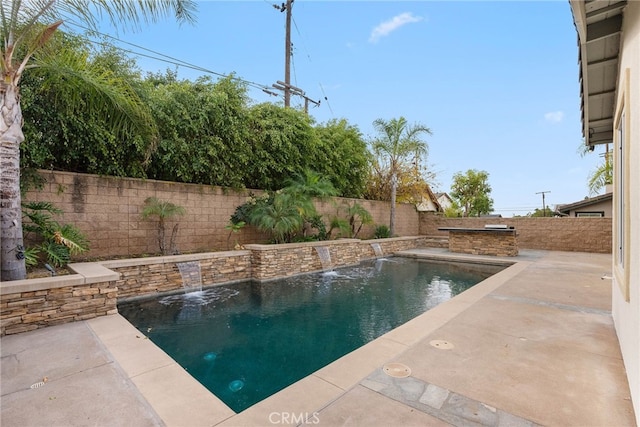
[103,251,253,301]
[0,265,118,336]
[246,237,424,281]
[1,237,425,335]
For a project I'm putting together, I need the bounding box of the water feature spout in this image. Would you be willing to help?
[314,246,332,271]
[370,242,383,257]
[176,261,203,293]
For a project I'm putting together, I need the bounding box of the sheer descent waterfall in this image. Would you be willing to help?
[370,242,383,257]
[314,246,332,271]
[177,261,203,293]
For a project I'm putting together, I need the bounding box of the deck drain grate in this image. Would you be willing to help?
[30,381,46,389]
[383,362,411,378]
[430,340,454,350]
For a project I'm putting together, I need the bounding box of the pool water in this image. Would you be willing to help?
[118,257,504,412]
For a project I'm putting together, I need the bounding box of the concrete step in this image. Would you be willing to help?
[422,235,449,249]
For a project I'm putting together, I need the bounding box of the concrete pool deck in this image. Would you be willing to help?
[1,249,636,426]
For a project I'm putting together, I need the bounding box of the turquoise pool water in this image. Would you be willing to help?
[118,257,503,412]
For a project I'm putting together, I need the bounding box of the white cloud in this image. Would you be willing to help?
[544,111,564,123]
[369,12,423,44]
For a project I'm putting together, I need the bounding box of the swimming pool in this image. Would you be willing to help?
[118,257,504,412]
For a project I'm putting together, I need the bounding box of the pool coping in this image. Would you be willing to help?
[86,249,530,426]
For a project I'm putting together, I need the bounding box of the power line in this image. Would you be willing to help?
[63,20,282,97]
[291,15,312,63]
[318,83,333,117]
[291,11,333,117]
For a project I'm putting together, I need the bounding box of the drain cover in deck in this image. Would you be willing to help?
[430,340,454,350]
[383,362,411,378]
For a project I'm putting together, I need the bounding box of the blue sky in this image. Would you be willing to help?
[85,1,607,217]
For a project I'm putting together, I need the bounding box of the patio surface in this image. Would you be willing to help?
[1,249,636,426]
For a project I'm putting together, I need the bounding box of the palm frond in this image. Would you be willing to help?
[23,246,41,267]
[37,0,197,33]
[142,197,186,219]
[23,200,63,214]
[53,224,89,254]
[31,45,157,141]
[42,240,71,267]
[3,0,196,83]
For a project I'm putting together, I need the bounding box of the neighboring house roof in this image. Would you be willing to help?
[415,185,443,212]
[570,0,626,148]
[556,192,613,215]
[435,192,453,204]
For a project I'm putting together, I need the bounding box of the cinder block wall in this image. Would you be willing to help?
[24,171,419,260]
[419,214,612,253]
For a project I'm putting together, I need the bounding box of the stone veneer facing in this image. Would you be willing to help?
[0,237,425,336]
[446,229,518,257]
[0,263,119,336]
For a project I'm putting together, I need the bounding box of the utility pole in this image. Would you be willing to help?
[536,191,551,217]
[273,0,293,107]
[272,0,319,113]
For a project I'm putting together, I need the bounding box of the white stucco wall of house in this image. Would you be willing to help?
[437,194,453,211]
[611,1,640,424]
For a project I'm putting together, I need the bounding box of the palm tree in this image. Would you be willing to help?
[371,117,431,235]
[284,169,337,238]
[285,169,338,200]
[248,192,304,244]
[141,197,186,255]
[0,0,196,281]
[588,151,613,195]
[578,142,613,196]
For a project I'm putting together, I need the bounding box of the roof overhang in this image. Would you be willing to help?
[556,191,613,213]
[569,0,626,148]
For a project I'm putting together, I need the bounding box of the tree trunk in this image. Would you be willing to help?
[169,223,180,255]
[0,82,27,281]
[158,218,166,255]
[389,172,397,236]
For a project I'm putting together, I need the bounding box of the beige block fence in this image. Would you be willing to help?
[24,170,419,259]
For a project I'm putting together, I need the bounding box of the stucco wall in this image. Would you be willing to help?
[24,171,418,260]
[419,215,612,253]
[611,1,640,423]
[567,197,613,217]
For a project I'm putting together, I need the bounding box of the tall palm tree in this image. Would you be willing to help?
[0,0,196,281]
[371,117,431,236]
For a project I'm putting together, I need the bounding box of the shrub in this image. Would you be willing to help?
[373,224,391,239]
[22,201,89,269]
